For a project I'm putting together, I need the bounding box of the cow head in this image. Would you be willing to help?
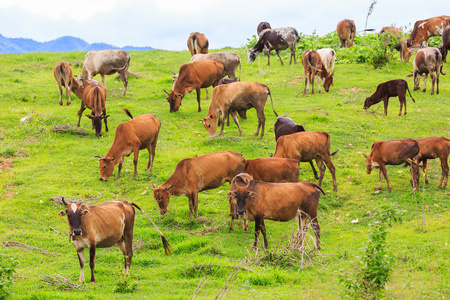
[201,114,218,136]
[363,97,373,110]
[58,198,90,238]
[363,153,374,174]
[227,174,255,215]
[86,114,109,136]
[323,75,333,92]
[152,183,171,215]
[164,90,183,112]
[403,48,413,62]
[95,156,115,181]
[247,49,259,63]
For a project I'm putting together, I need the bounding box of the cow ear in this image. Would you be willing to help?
[86,114,93,119]
[108,157,115,162]
[176,94,182,98]
[102,114,110,119]
[248,191,257,197]
[362,153,368,159]
[152,183,157,190]
[81,209,90,216]
[227,191,236,197]
[58,210,67,216]
[209,115,214,120]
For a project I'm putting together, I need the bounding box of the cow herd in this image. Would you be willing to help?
[53,18,450,283]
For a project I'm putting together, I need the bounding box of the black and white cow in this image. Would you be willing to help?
[247,27,301,65]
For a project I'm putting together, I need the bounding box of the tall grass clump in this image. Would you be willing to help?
[0,254,18,300]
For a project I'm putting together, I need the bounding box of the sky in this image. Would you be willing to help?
[0,0,447,50]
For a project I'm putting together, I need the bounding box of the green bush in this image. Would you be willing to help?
[0,255,18,300]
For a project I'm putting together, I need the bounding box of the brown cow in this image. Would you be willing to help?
[247,27,301,65]
[301,50,333,95]
[95,109,161,181]
[152,151,245,218]
[228,157,301,233]
[416,136,450,188]
[78,50,130,96]
[201,81,276,139]
[257,22,271,36]
[273,131,338,192]
[187,32,209,56]
[76,79,109,136]
[227,173,324,250]
[379,26,412,63]
[53,61,78,105]
[439,25,450,62]
[274,116,319,180]
[165,59,224,112]
[407,47,445,95]
[228,173,253,233]
[407,15,450,47]
[363,139,420,192]
[336,19,356,48]
[363,79,415,115]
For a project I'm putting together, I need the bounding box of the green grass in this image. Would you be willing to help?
[0,40,449,299]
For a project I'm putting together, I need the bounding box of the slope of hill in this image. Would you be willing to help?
[0,34,154,53]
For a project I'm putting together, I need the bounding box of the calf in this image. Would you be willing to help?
[202,81,276,139]
[78,50,130,96]
[53,61,78,105]
[228,174,324,250]
[407,47,445,95]
[152,151,245,218]
[379,26,412,63]
[363,79,415,115]
[247,27,301,65]
[274,116,318,180]
[76,79,109,136]
[363,139,420,192]
[336,19,356,47]
[229,172,253,233]
[302,50,333,95]
[273,131,338,192]
[187,32,209,56]
[95,109,161,181]
[416,136,450,188]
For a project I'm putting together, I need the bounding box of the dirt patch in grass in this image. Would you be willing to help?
[0,159,13,170]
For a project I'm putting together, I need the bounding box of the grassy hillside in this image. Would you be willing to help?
[0,40,449,299]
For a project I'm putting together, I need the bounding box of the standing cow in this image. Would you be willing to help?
[336,19,356,47]
[152,151,245,218]
[247,27,301,65]
[302,50,333,95]
[187,32,209,56]
[407,15,450,47]
[53,61,79,105]
[439,25,450,62]
[96,109,161,181]
[78,50,130,96]
[379,26,412,63]
[407,47,445,95]
[363,79,415,115]
[165,59,224,112]
[416,136,450,188]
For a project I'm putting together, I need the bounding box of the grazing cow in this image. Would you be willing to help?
[407,47,445,95]
[152,151,245,218]
[95,109,161,181]
[416,136,450,188]
[336,19,356,48]
[53,61,77,105]
[187,32,209,56]
[201,81,276,139]
[363,79,415,116]
[407,15,450,47]
[191,52,241,81]
[379,26,413,63]
[301,50,333,94]
[274,116,319,180]
[76,79,109,136]
[227,173,324,250]
[165,59,225,112]
[78,50,130,96]
[273,131,338,192]
[439,25,450,62]
[317,48,336,77]
[363,139,420,192]
[247,27,301,65]
[257,22,271,36]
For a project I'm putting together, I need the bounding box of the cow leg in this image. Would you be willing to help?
[276,50,284,65]
[422,73,428,93]
[379,164,391,192]
[315,158,326,188]
[309,161,319,180]
[421,159,429,184]
[260,219,268,248]
[133,150,139,177]
[89,246,96,283]
[115,163,123,180]
[195,87,202,112]
[323,156,338,192]
[205,88,209,100]
[118,239,133,275]
[77,249,85,282]
[229,111,243,135]
[253,216,262,249]
[254,109,265,138]
[317,74,322,93]
[146,140,157,172]
[436,72,440,95]
[298,212,308,247]
[76,103,86,127]
[311,74,315,95]
[65,80,72,105]
[119,70,128,96]
[243,218,248,233]
[430,72,436,95]
[303,74,309,94]
[103,110,109,132]
[383,96,389,115]
[289,45,296,64]
[440,157,449,188]
[309,213,321,250]
[229,201,236,232]
[101,74,106,88]
[57,82,63,105]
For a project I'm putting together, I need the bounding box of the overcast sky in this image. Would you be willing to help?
[0,0,447,50]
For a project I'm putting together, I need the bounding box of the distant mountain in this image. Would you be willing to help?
[0,34,154,54]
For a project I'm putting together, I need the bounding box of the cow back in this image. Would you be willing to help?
[245,157,299,183]
[274,131,331,162]
[274,116,305,141]
[175,59,225,93]
[83,50,130,77]
[370,139,419,165]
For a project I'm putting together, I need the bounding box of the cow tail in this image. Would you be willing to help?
[130,202,172,255]
[267,88,278,117]
[331,149,340,156]
[405,83,416,103]
[238,61,241,81]
[122,108,134,119]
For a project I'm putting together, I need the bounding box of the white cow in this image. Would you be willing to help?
[317,48,336,86]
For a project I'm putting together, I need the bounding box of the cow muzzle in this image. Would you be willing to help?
[237,210,245,215]
[73,229,82,236]
[99,177,108,181]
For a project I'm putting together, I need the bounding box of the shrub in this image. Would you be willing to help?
[0,254,18,300]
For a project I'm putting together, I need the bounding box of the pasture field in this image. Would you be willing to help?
[0,41,450,299]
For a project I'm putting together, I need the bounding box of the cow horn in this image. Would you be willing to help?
[61,197,68,206]
[163,89,169,95]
